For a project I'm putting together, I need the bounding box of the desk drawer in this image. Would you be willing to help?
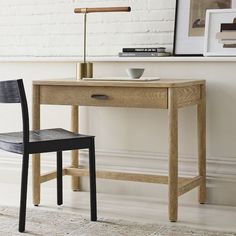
[40,85,168,109]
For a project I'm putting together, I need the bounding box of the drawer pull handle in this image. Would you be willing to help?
[91,94,109,100]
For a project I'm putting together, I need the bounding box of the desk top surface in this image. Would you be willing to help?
[33,78,205,88]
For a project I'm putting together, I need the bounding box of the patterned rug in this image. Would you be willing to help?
[0,206,235,236]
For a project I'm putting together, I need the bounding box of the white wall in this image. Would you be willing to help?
[0,0,175,57]
[0,59,236,207]
[0,0,236,207]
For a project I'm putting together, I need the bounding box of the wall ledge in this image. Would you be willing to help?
[1,56,236,62]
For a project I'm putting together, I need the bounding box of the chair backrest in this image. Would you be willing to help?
[0,79,29,149]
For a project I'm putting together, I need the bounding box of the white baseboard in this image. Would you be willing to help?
[0,149,236,206]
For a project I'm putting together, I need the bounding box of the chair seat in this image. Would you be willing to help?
[0,128,93,154]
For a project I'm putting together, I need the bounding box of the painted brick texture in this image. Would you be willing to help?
[0,0,176,57]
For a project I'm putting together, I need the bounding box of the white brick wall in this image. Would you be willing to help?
[0,0,176,57]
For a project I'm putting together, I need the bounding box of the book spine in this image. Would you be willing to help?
[123,48,158,53]
[223,44,236,48]
[221,23,236,32]
[216,31,236,40]
[119,52,159,57]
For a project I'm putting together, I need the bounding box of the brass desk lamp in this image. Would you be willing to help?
[74,6,131,80]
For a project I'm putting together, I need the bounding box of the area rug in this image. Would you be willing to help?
[0,206,236,236]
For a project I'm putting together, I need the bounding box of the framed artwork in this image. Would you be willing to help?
[173,0,235,56]
[204,9,236,56]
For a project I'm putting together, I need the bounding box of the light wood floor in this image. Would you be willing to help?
[0,182,236,233]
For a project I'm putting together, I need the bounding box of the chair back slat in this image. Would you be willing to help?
[0,79,29,148]
[0,80,21,103]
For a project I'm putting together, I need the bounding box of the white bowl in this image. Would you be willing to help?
[126,68,145,79]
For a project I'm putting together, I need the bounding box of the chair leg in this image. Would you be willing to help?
[89,139,97,221]
[19,153,29,233]
[57,151,63,206]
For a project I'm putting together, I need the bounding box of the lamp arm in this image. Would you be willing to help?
[74,7,131,14]
[75,6,131,63]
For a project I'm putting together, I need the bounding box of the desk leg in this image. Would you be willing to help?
[71,105,80,191]
[168,88,178,222]
[198,84,206,204]
[32,85,41,206]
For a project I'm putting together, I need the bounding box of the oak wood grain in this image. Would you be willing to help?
[32,85,41,206]
[40,86,168,109]
[33,79,205,88]
[168,88,178,222]
[198,84,206,204]
[32,78,206,223]
[178,176,202,196]
[71,106,80,191]
[176,85,201,108]
[64,168,192,184]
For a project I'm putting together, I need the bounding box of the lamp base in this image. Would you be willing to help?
[76,62,93,80]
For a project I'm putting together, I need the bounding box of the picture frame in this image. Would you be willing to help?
[173,0,234,56]
[204,9,236,56]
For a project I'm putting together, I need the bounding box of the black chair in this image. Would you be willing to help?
[0,79,97,233]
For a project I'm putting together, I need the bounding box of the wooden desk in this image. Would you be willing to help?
[32,79,206,222]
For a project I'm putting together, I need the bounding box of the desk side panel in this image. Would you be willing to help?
[176,85,201,108]
[39,85,168,109]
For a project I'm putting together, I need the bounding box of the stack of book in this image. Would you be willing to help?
[216,21,236,48]
[119,47,171,57]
